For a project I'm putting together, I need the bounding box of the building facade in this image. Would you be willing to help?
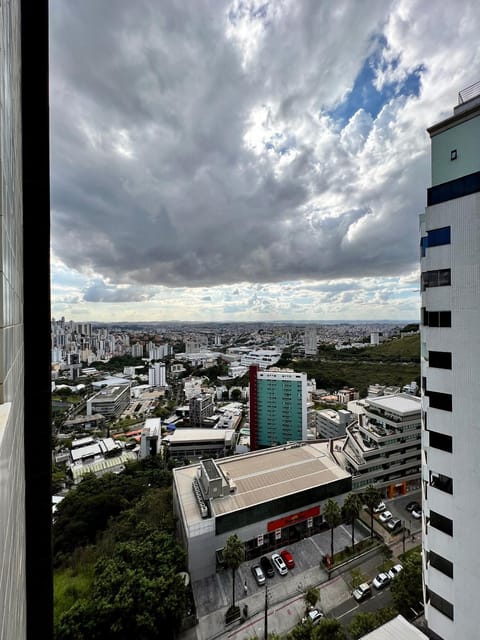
[172,442,351,581]
[86,383,131,418]
[189,393,215,427]
[249,366,307,449]
[1,3,53,637]
[148,361,166,387]
[340,394,421,496]
[421,83,480,639]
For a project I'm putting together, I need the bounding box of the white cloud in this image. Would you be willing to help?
[49,0,480,321]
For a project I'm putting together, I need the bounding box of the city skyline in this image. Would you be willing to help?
[49,1,480,323]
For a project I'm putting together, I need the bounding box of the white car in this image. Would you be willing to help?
[388,563,403,580]
[302,609,324,625]
[373,572,391,590]
[379,510,393,523]
[271,552,288,576]
[412,507,422,519]
[373,501,386,513]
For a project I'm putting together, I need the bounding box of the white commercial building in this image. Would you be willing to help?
[172,442,351,581]
[420,84,480,639]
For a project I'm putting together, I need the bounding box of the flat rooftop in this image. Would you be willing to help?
[368,394,421,415]
[173,442,350,529]
[164,428,234,443]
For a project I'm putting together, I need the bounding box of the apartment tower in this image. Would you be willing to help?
[249,365,307,449]
[421,82,480,639]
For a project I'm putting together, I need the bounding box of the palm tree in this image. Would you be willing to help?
[324,498,342,566]
[343,492,364,553]
[363,485,382,538]
[223,533,245,616]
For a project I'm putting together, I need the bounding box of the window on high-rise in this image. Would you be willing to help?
[429,430,452,453]
[421,269,451,290]
[429,351,452,369]
[429,510,453,536]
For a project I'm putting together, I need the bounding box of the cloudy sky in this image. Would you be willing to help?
[49,0,480,323]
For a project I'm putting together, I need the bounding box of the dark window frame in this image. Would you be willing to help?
[427,390,452,412]
[429,510,453,536]
[426,587,454,620]
[429,430,452,453]
[428,550,453,578]
[429,351,452,369]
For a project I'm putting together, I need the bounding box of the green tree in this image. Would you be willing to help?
[347,607,397,639]
[55,528,188,640]
[390,552,423,618]
[324,499,342,565]
[304,586,319,610]
[223,533,244,615]
[343,492,363,553]
[315,619,346,639]
[363,485,382,538]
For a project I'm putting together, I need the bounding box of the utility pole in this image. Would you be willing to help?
[264,583,268,640]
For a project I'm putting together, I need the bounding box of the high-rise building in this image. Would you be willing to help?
[249,366,307,449]
[304,326,317,355]
[421,81,480,640]
[148,361,166,387]
[0,2,53,639]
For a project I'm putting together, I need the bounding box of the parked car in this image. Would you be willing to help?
[280,549,295,569]
[412,507,422,519]
[379,510,393,523]
[387,517,403,533]
[373,572,391,590]
[388,563,403,580]
[251,564,266,586]
[302,609,324,625]
[373,501,386,513]
[352,582,372,602]
[271,552,288,576]
[260,555,275,578]
[406,501,420,512]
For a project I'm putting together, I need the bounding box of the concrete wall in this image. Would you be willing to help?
[0,2,27,637]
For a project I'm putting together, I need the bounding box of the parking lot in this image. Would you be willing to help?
[192,519,371,618]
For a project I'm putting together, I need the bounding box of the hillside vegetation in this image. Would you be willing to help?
[286,334,420,397]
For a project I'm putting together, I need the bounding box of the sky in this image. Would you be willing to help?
[49,0,480,324]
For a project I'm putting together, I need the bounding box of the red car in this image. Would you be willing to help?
[280,549,295,569]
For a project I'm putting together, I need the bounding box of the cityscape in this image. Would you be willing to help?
[2,2,480,640]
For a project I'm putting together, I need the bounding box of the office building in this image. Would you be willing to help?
[189,392,215,427]
[172,442,351,580]
[0,2,53,638]
[86,383,131,418]
[164,427,236,462]
[249,366,307,449]
[316,408,352,439]
[340,394,421,495]
[421,82,480,639]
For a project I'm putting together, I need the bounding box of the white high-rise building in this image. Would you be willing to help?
[148,362,166,388]
[304,327,317,355]
[421,82,480,639]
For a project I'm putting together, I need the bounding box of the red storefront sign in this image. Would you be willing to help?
[267,506,320,532]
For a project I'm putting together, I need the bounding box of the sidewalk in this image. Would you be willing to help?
[179,568,352,640]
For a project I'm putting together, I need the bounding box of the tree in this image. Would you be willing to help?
[343,492,363,553]
[347,608,397,639]
[390,552,423,618]
[304,586,319,610]
[315,619,346,640]
[324,499,342,565]
[223,533,244,616]
[363,485,382,538]
[55,528,188,640]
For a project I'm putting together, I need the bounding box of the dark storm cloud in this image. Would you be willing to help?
[49,0,478,293]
